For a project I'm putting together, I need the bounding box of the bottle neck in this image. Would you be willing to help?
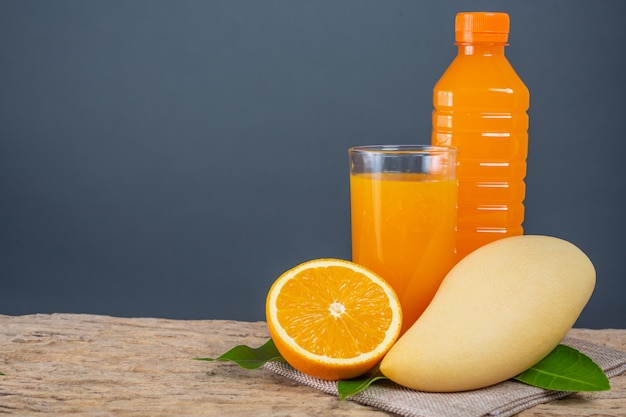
[457,43,506,56]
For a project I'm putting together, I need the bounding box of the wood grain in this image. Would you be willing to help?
[0,314,624,416]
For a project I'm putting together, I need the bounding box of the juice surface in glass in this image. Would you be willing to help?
[350,172,457,334]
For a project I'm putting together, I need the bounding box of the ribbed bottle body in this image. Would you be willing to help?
[432,48,529,260]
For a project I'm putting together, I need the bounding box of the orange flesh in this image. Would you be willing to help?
[276,266,394,358]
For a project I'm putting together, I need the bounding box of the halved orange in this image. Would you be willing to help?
[266,258,402,380]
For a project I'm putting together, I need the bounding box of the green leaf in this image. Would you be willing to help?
[337,365,388,400]
[198,339,611,396]
[194,338,285,370]
[0,372,4,376]
[513,344,610,391]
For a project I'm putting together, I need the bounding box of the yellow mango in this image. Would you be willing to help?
[380,235,596,392]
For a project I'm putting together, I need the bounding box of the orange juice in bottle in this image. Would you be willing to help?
[432,12,530,261]
[349,146,457,334]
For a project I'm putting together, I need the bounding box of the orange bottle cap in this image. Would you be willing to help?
[455,12,510,44]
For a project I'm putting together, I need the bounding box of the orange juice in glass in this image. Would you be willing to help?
[349,145,457,334]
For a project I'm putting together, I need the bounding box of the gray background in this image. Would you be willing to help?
[2,1,625,328]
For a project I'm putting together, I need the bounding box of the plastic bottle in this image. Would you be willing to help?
[431,12,530,261]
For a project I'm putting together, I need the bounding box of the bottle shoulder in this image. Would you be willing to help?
[436,56,527,89]
[434,55,529,109]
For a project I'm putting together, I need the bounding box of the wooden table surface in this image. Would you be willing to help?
[0,313,624,416]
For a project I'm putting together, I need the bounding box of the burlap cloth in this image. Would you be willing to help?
[264,337,626,417]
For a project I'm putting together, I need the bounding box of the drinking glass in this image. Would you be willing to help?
[349,145,457,334]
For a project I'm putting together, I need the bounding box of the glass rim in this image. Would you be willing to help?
[349,144,457,155]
